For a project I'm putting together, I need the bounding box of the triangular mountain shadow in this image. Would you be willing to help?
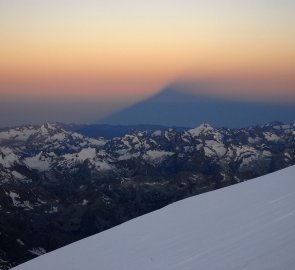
[101,84,295,128]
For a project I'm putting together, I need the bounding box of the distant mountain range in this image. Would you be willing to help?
[102,85,295,128]
[1,121,295,268]
[66,123,187,139]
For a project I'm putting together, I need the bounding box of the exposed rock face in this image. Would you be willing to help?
[0,122,295,268]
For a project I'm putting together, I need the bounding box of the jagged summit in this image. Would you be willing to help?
[102,83,295,128]
[188,123,214,137]
[40,123,59,131]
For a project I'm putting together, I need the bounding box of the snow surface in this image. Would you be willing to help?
[152,130,162,137]
[6,191,21,207]
[143,150,174,163]
[0,147,19,168]
[0,127,36,142]
[11,171,25,180]
[13,166,295,270]
[5,191,33,209]
[76,148,97,161]
[16,239,25,246]
[204,140,227,158]
[23,153,51,172]
[118,152,140,161]
[188,123,214,137]
[264,132,280,142]
[28,248,46,256]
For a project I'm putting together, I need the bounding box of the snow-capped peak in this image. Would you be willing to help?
[188,123,214,137]
[40,123,61,133]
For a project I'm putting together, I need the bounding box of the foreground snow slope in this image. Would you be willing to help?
[14,166,295,270]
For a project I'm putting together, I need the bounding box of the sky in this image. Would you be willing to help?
[0,0,294,125]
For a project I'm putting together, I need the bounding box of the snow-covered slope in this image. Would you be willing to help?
[13,166,295,270]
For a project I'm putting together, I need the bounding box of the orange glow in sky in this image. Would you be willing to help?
[0,0,294,104]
